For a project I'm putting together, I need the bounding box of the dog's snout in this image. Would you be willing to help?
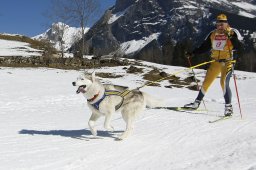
[72,82,76,86]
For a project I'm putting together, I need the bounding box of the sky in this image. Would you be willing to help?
[0,0,116,37]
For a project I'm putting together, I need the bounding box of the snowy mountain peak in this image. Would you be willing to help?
[33,22,85,51]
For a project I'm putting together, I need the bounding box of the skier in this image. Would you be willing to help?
[184,13,243,116]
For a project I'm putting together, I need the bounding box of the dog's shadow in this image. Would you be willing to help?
[19,129,123,140]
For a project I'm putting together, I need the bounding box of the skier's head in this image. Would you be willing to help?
[217,14,228,22]
[216,14,229,32]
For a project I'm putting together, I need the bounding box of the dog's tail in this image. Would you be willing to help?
[142,92,165,108]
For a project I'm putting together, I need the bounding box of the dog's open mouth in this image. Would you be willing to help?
[76,85,87,94]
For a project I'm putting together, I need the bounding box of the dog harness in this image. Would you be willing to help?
[88,90,131,110]
[89,93,106,110]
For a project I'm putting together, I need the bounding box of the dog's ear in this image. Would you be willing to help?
[92,71,96,82]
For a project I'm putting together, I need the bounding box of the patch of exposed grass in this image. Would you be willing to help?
[143,69,162,81]
[187,85,198,91]
[126,65,144,74]
[144,81,161,87]
[96,72,123,78]
[183,76,200,84]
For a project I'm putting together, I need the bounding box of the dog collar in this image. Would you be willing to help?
[87,92,100,102]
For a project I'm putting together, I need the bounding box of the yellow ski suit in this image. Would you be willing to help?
[192,27,242,104]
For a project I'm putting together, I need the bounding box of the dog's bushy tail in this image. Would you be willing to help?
[142,92,165,108]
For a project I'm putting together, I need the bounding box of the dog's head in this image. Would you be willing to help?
[72,72,96,94]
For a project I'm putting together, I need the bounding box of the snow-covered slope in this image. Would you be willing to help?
[1,60,256,170]
[0,39,42,57]
[33,22,86,51]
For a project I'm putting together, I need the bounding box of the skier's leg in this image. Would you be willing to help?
[221,61,234,116]
[221,61,233,104]
[184,62,221,109]
[196,62,222,101]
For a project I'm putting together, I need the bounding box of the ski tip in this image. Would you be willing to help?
[208,116,232,123]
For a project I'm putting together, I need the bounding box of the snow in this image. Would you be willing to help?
[120,33,161,55]
[0,39,42,57]
[1,59,256,170]
[229,1,256,18]
[199,0,256,18]
[232,2,256,12]
[252,32,256,39]
[61,27,84,50]
[237,11,256,18]
[205,0,222,4]
[108,9,126,24]
[183,5,197,9]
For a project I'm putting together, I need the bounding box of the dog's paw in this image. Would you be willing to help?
[105,126,114,132]
[90,128,97,136]
[117,130,132,140]
[115,137,124,141]
[116,134,126,140]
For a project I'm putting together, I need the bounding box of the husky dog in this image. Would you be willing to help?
[72,72,162,140]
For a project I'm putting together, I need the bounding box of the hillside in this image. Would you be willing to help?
[0,33,128,69]
[0,34,55,57]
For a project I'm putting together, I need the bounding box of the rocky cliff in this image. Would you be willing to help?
[72,0,256,71]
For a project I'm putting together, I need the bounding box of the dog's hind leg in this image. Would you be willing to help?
[117,111,135,140]
[88,112,101,136]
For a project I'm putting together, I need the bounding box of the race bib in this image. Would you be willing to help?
[212,35,227,50]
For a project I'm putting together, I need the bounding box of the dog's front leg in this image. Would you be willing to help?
[104,112,114,132]
[88,113,100,136]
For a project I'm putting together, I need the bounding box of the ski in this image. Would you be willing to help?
[208,116,232,123]
[154,106,207,112]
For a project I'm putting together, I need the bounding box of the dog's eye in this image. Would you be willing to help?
[81,78,84,80]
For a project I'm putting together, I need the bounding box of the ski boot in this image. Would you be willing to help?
[184,100,201,110]
[224,104,233,117]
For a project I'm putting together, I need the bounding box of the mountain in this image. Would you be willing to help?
[72,0,256,72]
[33,22,85,51]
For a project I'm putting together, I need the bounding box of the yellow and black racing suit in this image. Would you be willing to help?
[192,27,242,104]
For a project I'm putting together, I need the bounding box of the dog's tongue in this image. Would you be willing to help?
[77,87,86,94]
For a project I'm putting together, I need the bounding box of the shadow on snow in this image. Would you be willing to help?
[19,129,124,140]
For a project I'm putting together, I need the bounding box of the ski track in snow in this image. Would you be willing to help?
[0,66,256,170]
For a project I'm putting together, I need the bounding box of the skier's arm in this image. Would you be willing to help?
[230,32,243,53]
[226,29,244,59]
[192,34,212,55]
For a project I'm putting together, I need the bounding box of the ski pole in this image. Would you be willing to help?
[233,73,243,119]
[186,56,208,111]
[225,31,243,119]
